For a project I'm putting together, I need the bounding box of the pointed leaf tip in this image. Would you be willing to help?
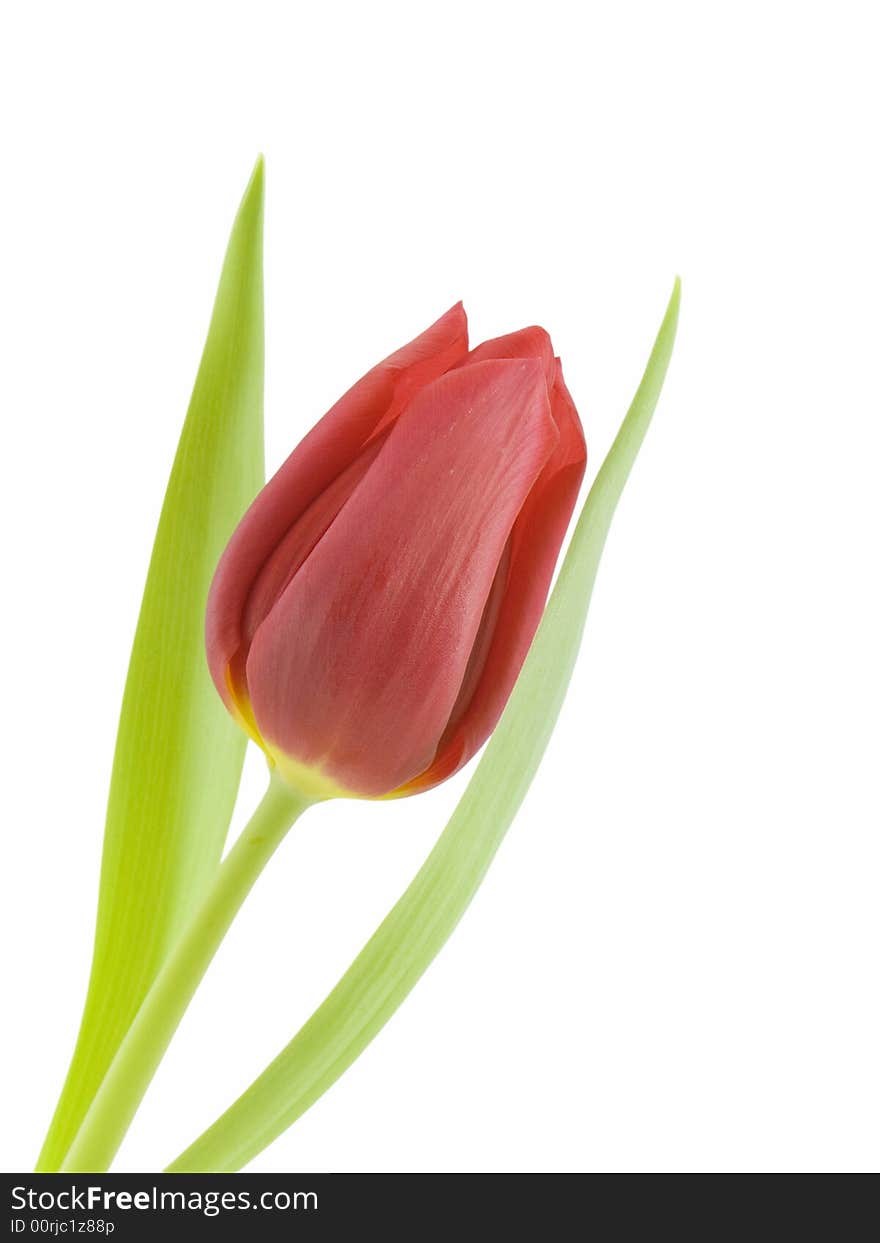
[668,276,681,323]
[246,154,265,200]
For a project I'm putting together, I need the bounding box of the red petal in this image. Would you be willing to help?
[206,303,468,711]
[246,358,558,796]
[403,356,586,793]
[463,325,556,386]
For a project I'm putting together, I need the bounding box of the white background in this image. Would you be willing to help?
[1,2,878,1174]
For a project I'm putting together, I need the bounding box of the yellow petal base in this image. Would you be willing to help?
[267,745,356,802]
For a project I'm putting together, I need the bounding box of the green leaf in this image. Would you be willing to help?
[37,159,266,1172]
[166,278,681,1173]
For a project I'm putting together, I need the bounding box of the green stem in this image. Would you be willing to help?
[58,775,312,1173]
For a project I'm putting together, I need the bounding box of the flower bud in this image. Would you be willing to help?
[207,304,586,798]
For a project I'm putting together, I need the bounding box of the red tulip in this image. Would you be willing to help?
[206,304,586,799]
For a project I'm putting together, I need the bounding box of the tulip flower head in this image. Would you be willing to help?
[206,304,586,799]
